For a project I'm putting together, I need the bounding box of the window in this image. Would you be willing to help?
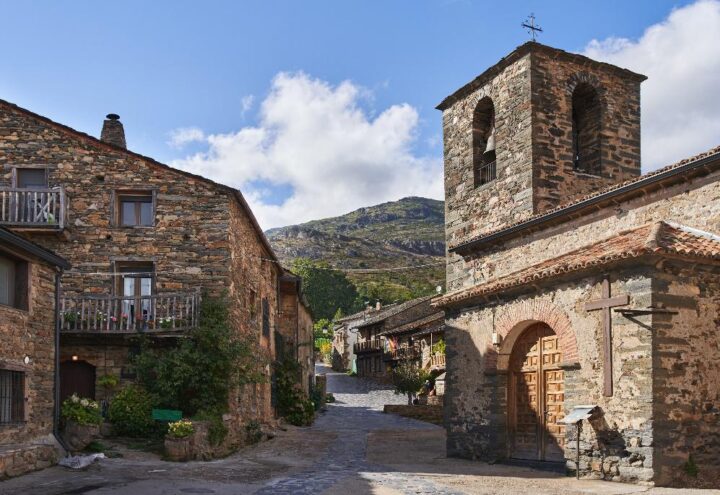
[572,83,602,175]
[262,297,270,337]
[14,168,48,189]
[0,370,25,424]
[115,262,154,321]
[473,97,497,187]
[0,252,29,310]
[117,191,154,227]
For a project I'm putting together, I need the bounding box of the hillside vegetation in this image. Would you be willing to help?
[266,197,446,306]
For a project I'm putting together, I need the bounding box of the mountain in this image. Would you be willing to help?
[266,197,446,303]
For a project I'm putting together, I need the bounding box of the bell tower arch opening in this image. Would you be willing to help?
[472,96,496,188]
[572,82,602,176]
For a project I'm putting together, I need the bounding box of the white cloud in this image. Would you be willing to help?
[172,72,442,229]
[583,0,720,171]
[167,127,205,149]
[240,94,254,118]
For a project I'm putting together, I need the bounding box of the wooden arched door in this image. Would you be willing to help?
[60,360,96,402]
[508,323,566,462]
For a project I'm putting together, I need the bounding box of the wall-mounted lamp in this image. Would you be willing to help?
[71,355,79,361]
[23,356,31,365]
[491,332,502,346]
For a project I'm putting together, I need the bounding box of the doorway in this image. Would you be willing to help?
[60,360,96,402]
[508,323,566,462]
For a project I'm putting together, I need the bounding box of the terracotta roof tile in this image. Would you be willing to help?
[378,311,445,337]
[436,221,720,308]
[356,296,434,329]
[450,145,720,253]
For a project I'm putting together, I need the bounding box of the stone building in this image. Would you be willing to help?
[0,227,70,478]
[355,297,436,381]
[0,99,288,429]
[331,307,376,372]
[434,42,720,486]
[277,271,314,394]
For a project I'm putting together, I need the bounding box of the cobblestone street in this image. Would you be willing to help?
[1,365,717,495]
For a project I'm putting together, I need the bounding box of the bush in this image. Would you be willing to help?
[193,409,228,446]
[431,339,446,355]
[133,296,266,417]
[61,394,102,426]
[274,358,316,426]
[108,385,154,437]
[245,420,263,445]
[392,361,431,405]
[97,374,119,390]
[167,420,194,439]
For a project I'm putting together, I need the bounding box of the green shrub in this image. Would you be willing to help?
[392,361,431,405]
[61,394,102,426]
[245,420,263,445]
[310,382,325,411]
[431,339,446,355]
[274,358,315,426]
[193,409,228,446]
[325,393,336,403]
[108,385,154,437]
[167,420,194,439]
[97,374,119,390]
[133,296,266,417]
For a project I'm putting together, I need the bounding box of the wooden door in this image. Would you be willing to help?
[509,323,565,462]
[60,360,96,402]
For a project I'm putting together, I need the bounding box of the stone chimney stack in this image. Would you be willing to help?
[100,113,126,149]
[375,301,382,311]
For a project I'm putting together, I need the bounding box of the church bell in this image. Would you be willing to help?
[483,127,496,162]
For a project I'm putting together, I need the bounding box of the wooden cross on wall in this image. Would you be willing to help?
[584,277,629,396]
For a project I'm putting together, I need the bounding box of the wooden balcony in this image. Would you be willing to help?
[429,353,446,370]
[384,345,420,362]
[0,187,65,230]
[60,291,200,334]
[354,340,383,354]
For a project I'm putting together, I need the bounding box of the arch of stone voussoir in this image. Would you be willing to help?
[487,299,579,373]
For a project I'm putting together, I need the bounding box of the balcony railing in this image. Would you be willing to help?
[0,187,65,229]
[475,160,496,187]
[354,340,383,354]
[384,345,420,362]
[60,291,200,333]
[429,353,446,370]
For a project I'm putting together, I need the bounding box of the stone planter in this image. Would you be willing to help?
[164,437,192,462]
[63,421,100,451]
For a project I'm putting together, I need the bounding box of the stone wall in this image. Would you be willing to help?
[442,52,534,292]
[0,245,61,477]
[652,263,720,487]
[445,267,655,481]
[530,48,642,213]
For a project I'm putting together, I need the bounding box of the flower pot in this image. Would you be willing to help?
[63,421,100,451]
[164,437,192,462]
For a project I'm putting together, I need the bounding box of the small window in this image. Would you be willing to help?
[117,192,154,227]
[0,252,29,311]
[15,168,48,189]
[262,297,270,337]
[0,369,25,424]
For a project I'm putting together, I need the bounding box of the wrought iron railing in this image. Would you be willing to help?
[0,187,65,229]
[353,340,384,353]
[475,160,496,187]
[60,291,200,333]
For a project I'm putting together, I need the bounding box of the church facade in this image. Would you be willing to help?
[435,42,720,486]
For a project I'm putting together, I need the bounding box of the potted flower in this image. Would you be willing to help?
[61,394,102,451]
[165,419,195,461]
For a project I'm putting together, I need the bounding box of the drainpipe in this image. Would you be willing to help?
[53,270,70,455]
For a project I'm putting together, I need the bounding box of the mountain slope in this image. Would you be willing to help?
[266,197,446,303]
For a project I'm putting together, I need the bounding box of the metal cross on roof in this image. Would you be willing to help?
[522,13,543,41]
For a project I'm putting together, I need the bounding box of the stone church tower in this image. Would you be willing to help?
[438,42,646,292]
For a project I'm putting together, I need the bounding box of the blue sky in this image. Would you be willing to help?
[1,0,718,228]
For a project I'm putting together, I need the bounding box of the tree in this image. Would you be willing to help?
[291,258,361,321]
[391,361,431,405]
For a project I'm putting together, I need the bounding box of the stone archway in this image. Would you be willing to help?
[484,300,579,374]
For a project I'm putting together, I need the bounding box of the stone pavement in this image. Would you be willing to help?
[1,365,718,494]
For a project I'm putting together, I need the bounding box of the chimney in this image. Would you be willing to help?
[375,301,382,311]
[101,113,126,149]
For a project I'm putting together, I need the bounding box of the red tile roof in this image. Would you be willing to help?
[436,221,720,308]
[450,145,720,254]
